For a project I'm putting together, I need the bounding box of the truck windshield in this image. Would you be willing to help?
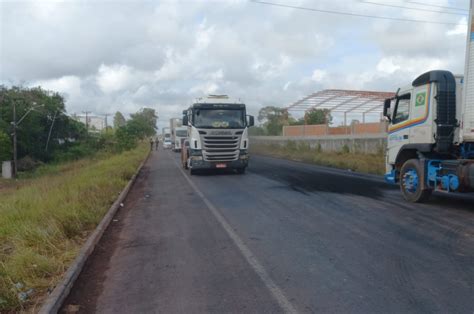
[193,109,245,129]
[176,130,187,137]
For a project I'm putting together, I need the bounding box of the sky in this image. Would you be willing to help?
[0,0,470,130]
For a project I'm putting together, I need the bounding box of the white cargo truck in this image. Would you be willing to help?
[383,1,474,202]
[182,95,254,175]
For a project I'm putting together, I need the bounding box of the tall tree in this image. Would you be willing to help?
[113,111,126,128]
[257,106,290,135]
[127,107,158,138]
[304,108,332,125]
[0,86,87,162]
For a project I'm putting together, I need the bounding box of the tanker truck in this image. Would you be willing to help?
[383,0,474,202]
[182,95,254,175]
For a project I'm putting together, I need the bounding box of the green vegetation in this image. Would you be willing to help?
[0,144,148,311]
[0,86,157,173]
[251,141,385,175]
[254,106,331,136]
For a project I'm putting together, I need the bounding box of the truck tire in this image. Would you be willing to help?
[236,167,246,174]
[400,159,432,203]
[190,168,197,175]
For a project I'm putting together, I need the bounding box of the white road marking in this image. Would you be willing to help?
[170,152,298,314]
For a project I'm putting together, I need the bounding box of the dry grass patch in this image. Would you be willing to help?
[251,141,385,175]
[0,144,148,312]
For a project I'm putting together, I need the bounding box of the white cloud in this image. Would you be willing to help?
[1,0,470,131]
[311,69,327,82]
[447,17,468,36]
[33,75,82,98]
[96,64,134,94]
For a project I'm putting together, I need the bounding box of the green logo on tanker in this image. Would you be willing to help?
[415,92,426,107]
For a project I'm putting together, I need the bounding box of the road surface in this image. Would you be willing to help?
[63,149,474,313]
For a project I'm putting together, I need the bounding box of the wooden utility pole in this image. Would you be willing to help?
[45,111,58,152]
[12,101,17,178]
[82,111,92,131]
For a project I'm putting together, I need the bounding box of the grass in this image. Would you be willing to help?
[0,143,148,312]
[251,141,385,175]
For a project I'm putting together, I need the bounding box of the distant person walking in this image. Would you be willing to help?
[149,138,154,151]
[155,138,159,150]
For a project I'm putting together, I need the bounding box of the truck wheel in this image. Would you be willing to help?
[400,159,432,203]
[190,168,197,175]
[236,167,246,174]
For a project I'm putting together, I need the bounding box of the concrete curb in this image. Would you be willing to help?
[39,152,150,314]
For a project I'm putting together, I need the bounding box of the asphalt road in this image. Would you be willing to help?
[63,148,474,314]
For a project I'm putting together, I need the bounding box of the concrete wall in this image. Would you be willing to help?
[251,134,387,154]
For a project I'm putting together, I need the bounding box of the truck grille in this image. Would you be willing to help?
[202,135,240,162]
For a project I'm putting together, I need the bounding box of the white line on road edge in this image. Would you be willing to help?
[171,153,298,314]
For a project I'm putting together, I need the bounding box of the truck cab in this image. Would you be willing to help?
[182,95,254,175]
[384,71,474,202]
[173,126,188,152]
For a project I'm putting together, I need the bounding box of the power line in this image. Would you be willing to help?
[361,1,467,16]
[250,0,465,25]
[407,1,468,12]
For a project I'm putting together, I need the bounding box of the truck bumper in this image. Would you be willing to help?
[191,158,248,170]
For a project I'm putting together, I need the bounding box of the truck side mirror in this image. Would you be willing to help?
[247,115,255,127]
[383,99,392,122]
[182,115,188,126]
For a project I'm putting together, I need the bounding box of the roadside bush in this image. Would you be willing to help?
[341,144,350,154]
[116,126,137,151]
[17,156,43,172]
[0,131,11,161]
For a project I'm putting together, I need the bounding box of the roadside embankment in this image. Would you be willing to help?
[0,144,148,312]
[250,136,385,175]
[251,134,386,154]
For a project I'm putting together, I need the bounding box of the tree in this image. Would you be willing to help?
[128,107,158,138]
[248,126,266,136]
[0,131,11,161]
[304,108,332,125]
[113,111,126,128]
[257,106,290,136]
[0,86,91,163]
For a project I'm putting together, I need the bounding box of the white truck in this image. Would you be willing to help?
[162,127,172,149]
[182,95,254,175]
[383,1,474,202]
[169,118,187,152]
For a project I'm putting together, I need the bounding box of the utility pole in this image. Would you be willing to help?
[103,113,110,130]
[11,100,44,178]
[82,111,91,131]
[12,101,17,178]
[45,110,58,152]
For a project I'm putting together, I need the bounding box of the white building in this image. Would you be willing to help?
[73,114,106,132]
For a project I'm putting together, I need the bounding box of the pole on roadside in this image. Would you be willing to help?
[12,101,17,178]
[82,111,91,131]
[45,110,58,152]
[10,100,44,178]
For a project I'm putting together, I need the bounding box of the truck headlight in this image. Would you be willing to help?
[191,156,203,161]
[190,149,202,156]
